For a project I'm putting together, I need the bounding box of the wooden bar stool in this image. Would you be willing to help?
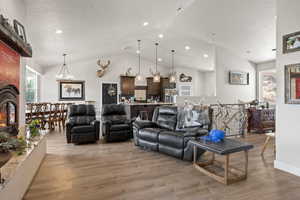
[261,132,275,156]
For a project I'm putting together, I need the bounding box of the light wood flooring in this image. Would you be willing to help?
[23,132,300,200]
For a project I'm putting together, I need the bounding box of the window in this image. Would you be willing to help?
[25,66,40,103]
[179,84,193,96]
[259,69,276,104]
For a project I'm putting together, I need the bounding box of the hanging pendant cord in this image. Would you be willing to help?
[155,43,158,73]
[172,50,175,73]
[138,40,141,74]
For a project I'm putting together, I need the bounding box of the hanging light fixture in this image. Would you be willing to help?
[136,40,143,81]
[56,53,74,81]
[169,50,176,83]
[153,43,161,83]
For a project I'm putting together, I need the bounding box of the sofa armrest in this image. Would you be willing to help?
[66,121,75,143]
[178,127,209,137]
[133,120,157,130]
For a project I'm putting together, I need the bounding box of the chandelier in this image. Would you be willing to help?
[153,43,161,83]
[136,40,143,81]
[169,50,176,83]
[56,53,74,81]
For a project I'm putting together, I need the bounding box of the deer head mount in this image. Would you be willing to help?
[96,60,110,78]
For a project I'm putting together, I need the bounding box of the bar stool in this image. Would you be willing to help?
[139,111,149,120]
[261,132,275,156]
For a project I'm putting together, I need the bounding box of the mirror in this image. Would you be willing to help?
[285,63,300,104]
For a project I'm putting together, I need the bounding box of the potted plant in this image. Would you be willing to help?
[0,132,27,183]
[28,119,41,138]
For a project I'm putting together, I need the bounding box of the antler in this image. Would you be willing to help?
[97,60,111,69]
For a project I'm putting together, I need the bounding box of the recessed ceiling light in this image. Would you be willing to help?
[136,50,141,54]
[185,46,190,50]
[143,22,149,26]
[203,54,209,58]
[56,29,63,34]
[158,34,164,38]
[158,58,162,62]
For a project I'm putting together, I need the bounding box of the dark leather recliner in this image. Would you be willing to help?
[133,106,210,161]
[66,104,100,144]
[101,104,132,142]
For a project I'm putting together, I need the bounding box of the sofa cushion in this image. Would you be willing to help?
[138,139,158,151]
[110,124,130,131]
[71,132,96,143]
[71,125,95,133]
[159,144,183,159]
[159,131,184,149]
[154,106,178,131]
[106,130,131,142]
[69,116,95,125]
[102,104,126,116]
[69,104,96,117]
[139,128,162,142]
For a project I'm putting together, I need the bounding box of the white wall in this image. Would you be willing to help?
[175,67,205,96]
[257,60,276,71]
[214,46,257,103]
[275,0,300,176]
[40,53,206,107]
[203,71,216,97]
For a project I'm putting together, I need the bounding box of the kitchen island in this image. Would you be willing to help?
[123,102,174,120]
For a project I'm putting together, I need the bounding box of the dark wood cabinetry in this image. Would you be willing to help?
[146,77,161,97]
[120,76,135,96]
[120,76,176,101]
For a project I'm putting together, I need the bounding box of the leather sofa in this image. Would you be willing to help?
[101,104,132,142]
[66,104,100,144]
[133,106,210,161]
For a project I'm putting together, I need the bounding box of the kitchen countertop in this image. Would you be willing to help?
[122,102,174,106]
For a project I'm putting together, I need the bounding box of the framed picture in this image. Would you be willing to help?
[229,71,249,85]
[283,31,300,54]
[13,19,27,43]
[59,81,85,101]
[285,63,300,104]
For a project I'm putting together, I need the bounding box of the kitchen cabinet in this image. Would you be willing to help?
[120,76,135,96]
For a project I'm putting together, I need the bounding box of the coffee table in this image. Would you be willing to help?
[190,138,253,185]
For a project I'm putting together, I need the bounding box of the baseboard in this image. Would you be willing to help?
[274,160,300,177]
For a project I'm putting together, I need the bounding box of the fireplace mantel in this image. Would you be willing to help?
[0,16,32,57]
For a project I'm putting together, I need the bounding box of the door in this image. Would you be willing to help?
[102,83,118,105]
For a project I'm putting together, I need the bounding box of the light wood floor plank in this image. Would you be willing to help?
[23,132,300,200]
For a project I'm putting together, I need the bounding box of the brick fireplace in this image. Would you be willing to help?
[0,83,19,135]
[0,40,21,135]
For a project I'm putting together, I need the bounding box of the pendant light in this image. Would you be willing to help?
[169,50,176,83]
[136,40,142,81]
[153,42,161,83]
[56,53,74,81]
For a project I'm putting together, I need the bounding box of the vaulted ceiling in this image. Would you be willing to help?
[24,0,276,71]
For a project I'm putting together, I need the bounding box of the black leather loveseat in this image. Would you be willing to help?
[66,104,100,144]
[133,106,210,161]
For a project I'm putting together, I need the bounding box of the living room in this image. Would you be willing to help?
[0,0,300,200]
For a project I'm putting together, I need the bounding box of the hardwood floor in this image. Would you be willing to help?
[23,132,300,200]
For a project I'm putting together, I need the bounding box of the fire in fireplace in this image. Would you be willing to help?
[0,83,19,135]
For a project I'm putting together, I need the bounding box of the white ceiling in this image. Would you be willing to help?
[24,0,276,71]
